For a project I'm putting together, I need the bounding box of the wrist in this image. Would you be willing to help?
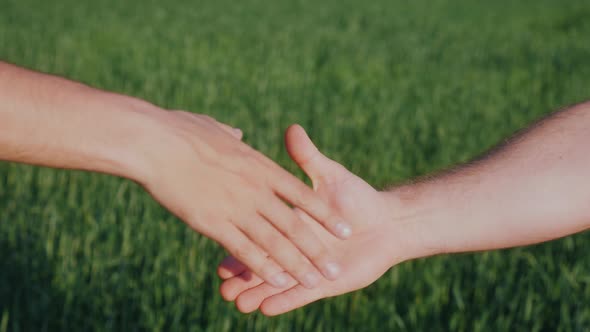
[378,184,450,266]
[77,93,169,183]
[0,62,173,183]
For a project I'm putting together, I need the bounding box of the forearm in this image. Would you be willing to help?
[388,101,590,259]
[0,61,159,180]
[0,62,350,285]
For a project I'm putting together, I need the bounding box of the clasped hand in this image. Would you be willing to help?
[138,110,353,289]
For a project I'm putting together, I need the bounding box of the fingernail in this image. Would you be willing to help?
[301,272,320,289]
[270,272,289,288]
[233,128,243,137]
[335,222,352,239]
[323,262,341,279]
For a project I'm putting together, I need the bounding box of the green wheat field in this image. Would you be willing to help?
[1,0,590,331]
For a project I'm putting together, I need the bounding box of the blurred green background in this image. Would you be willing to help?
[1,0,590,330]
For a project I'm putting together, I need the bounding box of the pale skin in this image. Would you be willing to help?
[0,61,353,290]
[218,102,590,316]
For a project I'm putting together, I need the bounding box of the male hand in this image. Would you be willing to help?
[0,59,351,289]
[137,112,353,289]
[217,124,423,315]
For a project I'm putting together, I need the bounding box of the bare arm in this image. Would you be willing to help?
[0,61,156,176]
[219,103,590,315]
[397,101,590,257]
[0,61,352,289]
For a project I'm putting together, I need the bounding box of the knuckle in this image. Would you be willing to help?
[311,200,332,222]
[249,149,267,161]
[290,228,326,262]
[295,260,315,276]
[289,248,311,267]
[236,174,264,194]
[233,142,254,156]
[291,185,310,207]
[285,215,307,240]
[172,110,196,121]
[229,149,264,175]
[277,248,306,271]
[307,244,329,263]
[199,114,215,122]
[247,150,266,169]
[231,242,253,262]
[258,258,278,277]
[261,232,283,253]
[298,195,311,209]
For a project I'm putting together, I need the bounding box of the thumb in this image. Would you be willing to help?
[284,124,347,187]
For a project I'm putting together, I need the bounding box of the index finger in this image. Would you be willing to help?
[271,167,352,239]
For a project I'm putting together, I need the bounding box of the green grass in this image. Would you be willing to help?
[1,0,590,330]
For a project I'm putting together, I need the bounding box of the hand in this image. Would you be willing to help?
[135,111,353,289]
[0,59,350,289]
[217,124,425,315]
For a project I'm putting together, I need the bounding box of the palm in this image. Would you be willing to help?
[217,125,401,315]
[295,164,392,293]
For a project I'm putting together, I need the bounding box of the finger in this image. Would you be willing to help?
[271,125,353,238]
[245,139,350,240]
[215,121,243,140]
[284,124,348,186]
[260,199,342,280]
[259,284,324,316]
[219,269,264,301]
[238,214,323,289]
[219,269,263,302]
[217,256,248,279]
[214,225,290,289]
[235,275,298,313]
[273,172,352,239]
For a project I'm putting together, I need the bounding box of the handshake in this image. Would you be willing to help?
[3,61,589,317]
[215,123,420,316]
[139,109,420,316]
